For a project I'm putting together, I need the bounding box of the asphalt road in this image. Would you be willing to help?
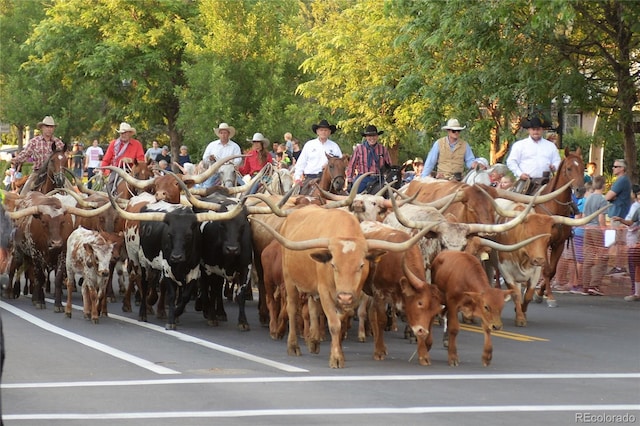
[1,288,639,426]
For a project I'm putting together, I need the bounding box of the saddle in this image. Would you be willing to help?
[513,173,550,195]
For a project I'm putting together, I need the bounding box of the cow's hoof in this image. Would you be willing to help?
[53,306,65,313]
[207,319,219,327]
[216,314,228,322]
[288,345,301,356]
[65,312,72,318]
[237,323,250,332]
[156,311,166,320]
[165,323,176,330]
[307,340,320,354]
[122,305,131,313]
[515,318,527,327]
[138,315,147,322]
[533,292,543,304]
[92,318,99,324]
[107,296,117,303]
[546,298,558,308]
[329,355,345,369]
[373,351,387,361]
[448,358,459,367]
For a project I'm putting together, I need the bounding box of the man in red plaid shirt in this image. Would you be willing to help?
[346,125,391,193]
[12,116,65,194]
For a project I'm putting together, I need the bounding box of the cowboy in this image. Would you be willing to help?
[100,122,146,193]
[293,119,343,184]
[12,115,66,195]
[346,125,391,193]
[201,122,243,188]
[420,118,477,180]
[506,116,561,194]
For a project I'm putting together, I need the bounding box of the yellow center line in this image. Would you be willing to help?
[459,324,549,342]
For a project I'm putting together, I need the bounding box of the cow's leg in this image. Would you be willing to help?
[481,326,493,367]
[252,257,269,327]
[147,270,160,317]
[89,286,99,324]
[370,294,387,360]
[53,256,66,312]
[32,266,46,309]
[81,284,91,320]
[505,281,527,326]
[137,269,148,322]
[122,263,137,313]
[212,276,227,322]
[265,274,281,339]
[285,284,301,356]
[306,296,321,354]
[521,281,536,322]
[357,294,370,343]
[99,286,108,318]
[539,245,563,308]
[64,276,74,318]
[446,309,461,366]
[236,269,251,331]
[163,277,177,330]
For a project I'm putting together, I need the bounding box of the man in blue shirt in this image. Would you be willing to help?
[606,159,632,218]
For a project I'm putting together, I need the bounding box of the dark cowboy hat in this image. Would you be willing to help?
[522,116,551,129]
[311,119,337,134]
[361,125,384,136]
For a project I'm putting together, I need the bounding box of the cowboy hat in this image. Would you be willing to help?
[441,118,466,131]
[116,122,137,135]
[521,116,551,129]
[413,157,424,164]
[247,132,270,149]
[37,116,57,129]
[361,125,384,136]
[214,122,236,138]
[311,119,337,134]
[474,157,489,168]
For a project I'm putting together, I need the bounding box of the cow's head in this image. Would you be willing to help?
[460,288,514,331]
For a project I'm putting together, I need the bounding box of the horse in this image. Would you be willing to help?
[29,144,69,194]
[360,164,402,197]
[263,164,294,195]
[533,148,586,307]
[111,159,154,199]
[299,154,349,196]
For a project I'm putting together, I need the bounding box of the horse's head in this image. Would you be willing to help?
[38,144,68,191]
[324,153,348,194]
[382,164,402,190]
[561,147,585,191]
[219,163,237,188]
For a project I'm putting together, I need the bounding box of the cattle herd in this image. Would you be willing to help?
[1,150,607,368]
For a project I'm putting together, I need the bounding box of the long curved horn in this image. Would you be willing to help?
[99,166,157,190]
[166,171,222,211]
[317,173,370,208]
[402,260,426,289]
[245,194,291,217]
[227,167,265,195]
[551,205,609,226]
[495,180,573,204]
[249,217,330,250]
[50,188,101,208]
[478,234,551,252]
[106,190,166,222]
[465,192,537,234]
[189,154,245,184]
[388,189,444,229]
[65,202,113,217]
[195,202,245,222]
[7,205,45,219]
[382,189,418,209]
[367,223,438,252]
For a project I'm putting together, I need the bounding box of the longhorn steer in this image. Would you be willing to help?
[360,221,444,366]
[64,227,124,323]
[431,251,514,367]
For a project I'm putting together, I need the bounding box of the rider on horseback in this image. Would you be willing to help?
[506,116,561,195]
[293,119,343,187]
[346,125,391,193]
[201,122,244,188]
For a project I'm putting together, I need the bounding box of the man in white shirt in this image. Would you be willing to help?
[84,139,104,189]
[293,119,343,184]
[506,116,561,193]
[201,122,243,188]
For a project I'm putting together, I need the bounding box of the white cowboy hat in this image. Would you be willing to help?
[474,157,489,168]
[214,122,236,138]
[37,116,57,128]
[247,132,270,149]
[441,118,466,131]
[117,122,137,135]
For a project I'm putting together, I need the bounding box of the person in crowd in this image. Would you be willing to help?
[201,122,243,188]
[100,122,146,192]
[420,118,476,181]
[581,175,609,296]
[488,163,509,187]
[584,162,597,184]
[346,125,392,193]
[84,139,104,189]
[239,133,273,178]
[68,141,85,180]
[606,159,632,273]
[463,157,491,185]
[11,115,65,194]
[157,159,169,174]
[611,184,640,301]
[155,145,172,165]
[506,116,561,194]
[145,140,162,163]
[293,119,343,185]
[177,145,191,167]
[284,132,294,157]
[275,144,292,167]
[401,158,423,184]
[291,138,302,163]
[499,175,515,190]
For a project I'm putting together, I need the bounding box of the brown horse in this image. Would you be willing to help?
[534,147,585,306]
[111,159,154,199]
[29,144,69,194]
[299,154,349,196]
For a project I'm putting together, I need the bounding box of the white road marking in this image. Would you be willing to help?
[0,301,179,375]
[2,372,639,389]
[3,405,639,420]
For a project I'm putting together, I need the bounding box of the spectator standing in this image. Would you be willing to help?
[11,115,65,194]
[293,119,343,184]
[291,139,302,163]
[84,139,104,189]
[506,116,561,194]
[145,140,162,163]
[611,184,640,301]
[581,175,609,296]
[606,159,632,219]
[69,142,85,180]
[155,145,172,165]
[284,132,294,157]
[584,162,597,184]
[177,145,191,167]
[421,118,476,180]
[346,125,391,193]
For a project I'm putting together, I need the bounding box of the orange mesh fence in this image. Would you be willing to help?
[553,225,639,296]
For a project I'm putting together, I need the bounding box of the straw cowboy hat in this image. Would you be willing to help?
[311,119,337,134]
[116,122,137,135]
[247,132,270,149]
[214,122,236,138]
[441,118,466,131]
[361,125,384,136]
[37,116,57,129]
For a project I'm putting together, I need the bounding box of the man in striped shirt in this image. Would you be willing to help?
[346,125,391,193]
